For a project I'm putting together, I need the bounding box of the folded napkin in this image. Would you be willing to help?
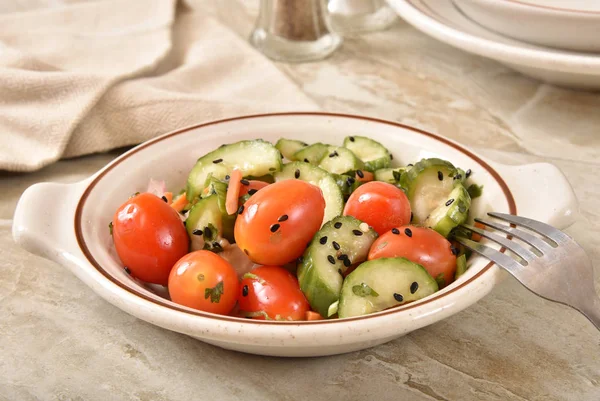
[0,0,318,172]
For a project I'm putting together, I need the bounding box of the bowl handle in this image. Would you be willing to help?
[492,162,578,230]
[12,180,88,261]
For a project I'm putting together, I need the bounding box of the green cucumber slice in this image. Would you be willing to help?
[186,140,282,201]
[338,257,438,318]
[333,173,361,198]
[318,146,364,176]
[297,216,378,317]
[399,158,460,224]
[293,143,330,165]
[185,178,235,252]
[343,136,391,172]
[374,167,407,185]
[275,138,308,161]
[454,254,467,280]
[423,184,471,237]
[274,162,343,226]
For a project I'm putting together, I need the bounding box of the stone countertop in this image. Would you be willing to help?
[1,4,599,401]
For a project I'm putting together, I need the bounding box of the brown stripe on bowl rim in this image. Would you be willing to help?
[74,112,516,325]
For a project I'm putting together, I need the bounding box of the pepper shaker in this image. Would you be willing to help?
[249,0,342,62]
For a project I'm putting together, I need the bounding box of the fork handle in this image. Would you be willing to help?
[578,293,600,331]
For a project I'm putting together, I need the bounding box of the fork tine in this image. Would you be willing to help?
[487,212,571,245]
[474,218,554,254]
[455,237,525,276]
[460,224,536,263]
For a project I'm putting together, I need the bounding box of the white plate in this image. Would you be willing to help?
[387,0,600,89]
[455,0,600,52]
[12,113,578,357]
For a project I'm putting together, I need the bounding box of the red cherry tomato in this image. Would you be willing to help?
[238,265,310,320]
[112,192,188,285]
[239,180,269,198]
[368,225,457,288]
[168,250,239,314]
[343,181,411,235]
[234,180,325,265]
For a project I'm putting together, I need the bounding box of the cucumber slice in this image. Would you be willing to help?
[454,254,467,280]
[186,179,236,252]
[333,173,361,198]
[274,162,343,226]
[423,184,471,237]
[293,143,330,165]
[318,146,364,176]
[399,158,460,224]
[374,167,406,185]
[338,257,438,318]
[343,136,391,172]
[275,138,308,161]
[297,216,378,317]
[186,140,282,201]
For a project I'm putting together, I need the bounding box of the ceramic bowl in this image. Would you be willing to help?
[454,0,600,53]
[12,113,578,357]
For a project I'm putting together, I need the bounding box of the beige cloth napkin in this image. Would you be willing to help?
[0,0,318,172]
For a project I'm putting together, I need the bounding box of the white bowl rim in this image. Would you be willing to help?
[73,112,517,325]
[500,0,600,15]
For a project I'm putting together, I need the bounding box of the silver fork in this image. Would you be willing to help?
[456,212,600,331]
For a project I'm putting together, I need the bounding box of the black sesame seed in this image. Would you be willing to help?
[347,176,356,185]
[302,142,309,146]
[270,223,280,233]
[294,169,300,179]
[466,169,472,178]
[356,170,364,179]
[319,236,328,245]
[404,228,413,237]
[212,242,222,249]
[161,195,168,203]
[332,241,340,250]
[407,163,413,167]
[244,248,249,255]
[334,222,343,229]
[242,285,249,297]
[445,199,455,207]
[304,158,309,163]
[349,136,355,142]
[337,254,347,261]
[327,255,336,265]
[212,158,223,164]
[393,293,404,302]
[204,227,212,238]
[391,228,400,235]
[343,258,351,268]
[410,282,419,294]
[437,171,443,181]
[192,229,203,236]
[390,154,394,160]
[352,229,363,236]
[329,151,338,158]
[455,174,462,181]
[410,212,413,221]
[278,214,289,222]
[280,152,284,159]
[237,205,244,214]
[451,245,460,256]
[124,267,131,275]
[240,179,250,186]
[225,174,230,180]
[248,189,258,195]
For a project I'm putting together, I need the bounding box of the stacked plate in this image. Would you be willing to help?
[387,0,600,89]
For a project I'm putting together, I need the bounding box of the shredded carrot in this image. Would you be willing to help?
[163,191,173,204]
[226,169,243,215]
[305,311,324,321]
[471,221,485,242]
[356,170,374,183]
[170,193,188,212]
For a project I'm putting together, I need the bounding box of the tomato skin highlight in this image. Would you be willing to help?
[234,180,325,266]
[112,192,189,285]
[343,181,411,235]
[168,250,239,314]
[238,265,310,320]
[368,225,457,287]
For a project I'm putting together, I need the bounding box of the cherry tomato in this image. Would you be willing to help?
[368,225,457,288]
[238,265,310,320]
[239,180,269,198]
[168,250,239,314]
[112,192,188,285]
[234,180,325,265]
[343,181,411,235]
